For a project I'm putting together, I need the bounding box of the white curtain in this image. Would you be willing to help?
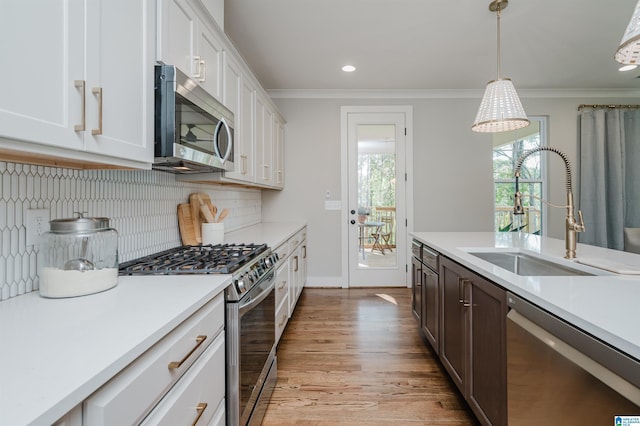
[579,108,640,250]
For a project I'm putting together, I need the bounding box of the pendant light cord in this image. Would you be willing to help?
[496,4,502,79]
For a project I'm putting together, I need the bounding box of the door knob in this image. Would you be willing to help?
[350,210,356,215]
[350,220,356,224]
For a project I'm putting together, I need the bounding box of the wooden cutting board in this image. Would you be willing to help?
[177,203,198,245]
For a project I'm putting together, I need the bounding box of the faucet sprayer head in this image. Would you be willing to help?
[513,173,524,215]
[513,190,524,215]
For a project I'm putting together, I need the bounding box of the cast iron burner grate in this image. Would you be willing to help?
[118,243,268,275]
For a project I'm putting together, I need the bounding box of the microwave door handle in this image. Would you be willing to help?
[213,118,233,163]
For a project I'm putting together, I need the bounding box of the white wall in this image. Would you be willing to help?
[262,93,638,284]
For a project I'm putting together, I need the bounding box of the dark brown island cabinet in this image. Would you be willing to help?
[412,239,507,426]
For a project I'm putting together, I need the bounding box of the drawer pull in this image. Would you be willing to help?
[277,280,287,290]
[192,402,208,425]
[168,335,207,369]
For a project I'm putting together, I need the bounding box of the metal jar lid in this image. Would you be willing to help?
[50,215,111,233]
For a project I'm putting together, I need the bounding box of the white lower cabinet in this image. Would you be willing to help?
[207,399,226,426]
[140,332,225,425]
[288,228,307,316]
[273,226,308,345]
[84,293,225,425]
[275,261,290,343]
[53,404,83,426]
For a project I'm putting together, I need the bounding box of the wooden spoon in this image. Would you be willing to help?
[217,208,229,223]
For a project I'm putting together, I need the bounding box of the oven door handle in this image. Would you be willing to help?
[239,274,275,316]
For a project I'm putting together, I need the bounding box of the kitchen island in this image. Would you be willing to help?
[411,231,640,361]
[412,232,640,425]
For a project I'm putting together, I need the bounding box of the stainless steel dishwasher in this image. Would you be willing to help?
[507,292,640,425]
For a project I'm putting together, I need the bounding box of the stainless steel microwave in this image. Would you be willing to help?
[153,64,234,173]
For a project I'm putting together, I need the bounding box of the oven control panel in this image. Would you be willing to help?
[233,252,279,296]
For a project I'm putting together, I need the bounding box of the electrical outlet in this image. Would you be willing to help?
[26,208,50,246]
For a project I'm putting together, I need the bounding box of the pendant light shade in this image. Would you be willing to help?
[472,78,529,133]
[615,0,640,65]
[472,0,529,133]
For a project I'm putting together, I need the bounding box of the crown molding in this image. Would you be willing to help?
[267,88,640,100]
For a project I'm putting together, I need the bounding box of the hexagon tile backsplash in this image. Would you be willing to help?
[0,161,262,301]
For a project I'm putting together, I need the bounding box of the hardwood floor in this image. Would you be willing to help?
[262,288,478,425]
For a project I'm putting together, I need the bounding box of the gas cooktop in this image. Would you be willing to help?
[118,243,268,275]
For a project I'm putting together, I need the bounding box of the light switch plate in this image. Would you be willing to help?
[26,208,50,246]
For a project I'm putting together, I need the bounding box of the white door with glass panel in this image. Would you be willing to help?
[345,108,408,287]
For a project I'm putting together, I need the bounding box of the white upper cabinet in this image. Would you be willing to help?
[223,53,256,183]
[83,0,155,163]
[157,0,224,101]
[256,92,274,187]
[274,118,285,189]
[159,0,286,189]
[0,1,84,153]
[0,0,155,169]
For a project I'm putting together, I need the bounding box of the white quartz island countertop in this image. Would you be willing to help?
[411,232,640,362]
[0,275,230,426]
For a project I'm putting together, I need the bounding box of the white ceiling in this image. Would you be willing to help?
[223,0,640,92]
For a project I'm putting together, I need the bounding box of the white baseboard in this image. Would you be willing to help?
[304,276,347,288]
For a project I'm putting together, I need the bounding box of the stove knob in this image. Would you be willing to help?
[236,278,246,293]
[265,257,272,268]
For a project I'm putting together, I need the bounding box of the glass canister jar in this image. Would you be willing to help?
[38,214,118,298]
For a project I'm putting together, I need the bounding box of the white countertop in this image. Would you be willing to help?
[0,275,230,426]
[0,221,305,425]
[411,232,640,361]
[225,222,306,249]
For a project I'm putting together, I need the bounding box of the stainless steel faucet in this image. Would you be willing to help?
[513,146,585,259]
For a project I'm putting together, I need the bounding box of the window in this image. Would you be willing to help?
[493,117,547,235]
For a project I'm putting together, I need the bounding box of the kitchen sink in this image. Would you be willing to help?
[469,251,595,276]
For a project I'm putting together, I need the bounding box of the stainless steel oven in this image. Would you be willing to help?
[119,243,279,426]
[226,269,277,426]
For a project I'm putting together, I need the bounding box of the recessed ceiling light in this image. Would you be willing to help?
[342,65,356,72]
[619,64,638,72]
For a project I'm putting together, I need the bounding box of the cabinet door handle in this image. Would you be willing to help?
[74,80,85,131]
[458,278,470,303]
[277,280,287,290]
[263,164,270,180]
[198,59,206,82]
[293,255,299,272]
[241,155,248,174]
[192,56,202,79]
[91,87,102,135]
[168,335,207,369]
[192,402,208,425]
[303,245,307,259]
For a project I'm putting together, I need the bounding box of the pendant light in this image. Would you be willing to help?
[472,0,529,133]
[615,0,640,65]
